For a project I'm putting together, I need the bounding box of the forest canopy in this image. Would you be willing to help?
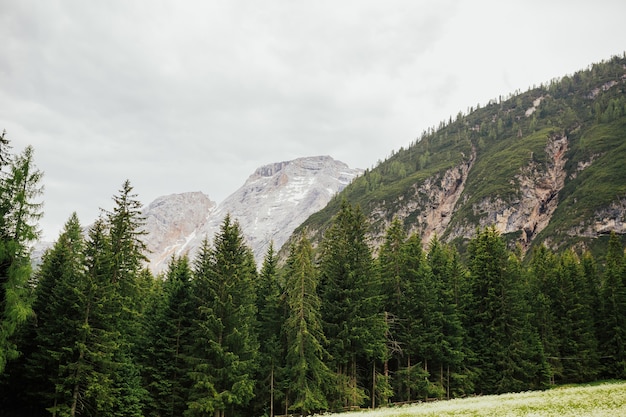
[0,130,624,416]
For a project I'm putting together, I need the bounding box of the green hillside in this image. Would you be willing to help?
[291,54,626,259]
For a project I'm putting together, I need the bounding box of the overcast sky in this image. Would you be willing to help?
[1,0,624,241]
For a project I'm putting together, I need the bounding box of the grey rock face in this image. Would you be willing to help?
[142,156,362,273]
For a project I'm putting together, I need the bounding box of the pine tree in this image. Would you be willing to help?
[466,227,548,394]
[426,236,469,398]
[103,180,150,416]
[528,245,559,383]
[318,200,386,409]
[283,233,332,415]
[599,232,626,378]
[254,243,285,417]
[0,143,43,374]
[186,215,258,417]
[141,255,195,417]
[555,250,599,382]
[394,232,432,402]
[69,217,118,415]
[23,213,90,415]
[377,218,408,403]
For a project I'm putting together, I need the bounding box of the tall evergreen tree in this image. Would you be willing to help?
[28,217,122,417]
[187,215,258,417]
[254,243,285,417]
[283,233,332,415]
[598,232,626,378]
[318,200,386,409]
[141,255,195,417]
[426,236,469,398]
[24,213,89,416]
[0,143,43,374]
[466,227,548,394]
[394,232,432,402]
[528,245,560,383]
[377,218,408,403]
[554,250,599,382]
[103,180,150,416]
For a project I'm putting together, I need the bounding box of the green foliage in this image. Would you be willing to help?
[318,200,387,409]
[186,215,258,417]
[291,54,626,260]
[283,233,332,415]
[598,232,626,379]
[0,140,43,374]
[466,227,550,393]
[140,255,195,417]
[6,55,626,415]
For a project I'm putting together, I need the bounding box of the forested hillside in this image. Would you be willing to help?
[1,186,625,416]
[1,54,626,417]
[294,54,626,259]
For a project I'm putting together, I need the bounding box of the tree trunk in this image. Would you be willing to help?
[407,354,411,402]
[371,361,376,409]
[270,364,274,417]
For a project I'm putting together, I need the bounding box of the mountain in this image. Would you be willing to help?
[142,155,362,272]
[290,55,626,259]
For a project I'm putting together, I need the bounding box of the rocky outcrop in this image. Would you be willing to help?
[142,156,361,273]
[463,134,568,247]
[569,198,626,237]
[142,192,217,272]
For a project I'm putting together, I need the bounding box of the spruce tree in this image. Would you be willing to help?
[426,236,468,398]
[283,233,332,415]
[391,232,431,401]
[141,255,195,417]
[599,232,626,378]
[25,213,89,415]
[555,250,599,382]
[103,180,150,416]
[466,227,548,394]
[318,200,386,409]
[254,243,285,417]
[0,144,43,374]
[186,215,258,417]
[528,245,559,383]
[377,218,408,403]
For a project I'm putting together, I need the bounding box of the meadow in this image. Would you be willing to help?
[318,381,626,417]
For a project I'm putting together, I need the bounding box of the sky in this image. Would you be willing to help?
[1,0,625,241]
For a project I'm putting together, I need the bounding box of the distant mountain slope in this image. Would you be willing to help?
[142,156,362,272]
[142,191,217,272]
[291,55,626,258]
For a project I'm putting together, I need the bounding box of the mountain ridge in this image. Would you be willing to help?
[142,155,362,272]
[288,55,626,259]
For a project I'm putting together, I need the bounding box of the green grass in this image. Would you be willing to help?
[316,381,626,417]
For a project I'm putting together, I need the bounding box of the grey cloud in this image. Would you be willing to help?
[1,0,625,240]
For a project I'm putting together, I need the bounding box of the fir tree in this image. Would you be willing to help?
[466,227,548,394]
[141,255,195,417]
[528,245,559,383]
[426,236,469,398]
[0,144,43,374]
[377,218,408,403]
[254,243,285,417]
[103,180,150,416]
[186,215,258,417]
[599,232,626,378]
[25,213,89,415]
[283,233,332,415]
[318,200,386,409]
[555,250,599,382]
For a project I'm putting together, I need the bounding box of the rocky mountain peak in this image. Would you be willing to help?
[141,156,362,273]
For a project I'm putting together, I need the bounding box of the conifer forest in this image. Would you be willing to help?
[0,127,625,417]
